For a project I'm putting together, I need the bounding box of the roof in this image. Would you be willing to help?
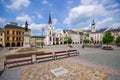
[92,28,107,33]
[65,30,78,34]
[106,29,120,32]
[4,24,24,29]
[79,32,83,35]
[31,36,45,38]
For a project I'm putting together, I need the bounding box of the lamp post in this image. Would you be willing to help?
[41,27,44,48]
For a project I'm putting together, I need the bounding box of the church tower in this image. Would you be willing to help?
[91,20,96,32]
[46,13,53,45]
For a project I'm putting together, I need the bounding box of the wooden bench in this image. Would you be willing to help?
[4,53,32,69]
[67,49,79,57]
[36,52,54,62]
[54,51,68,59]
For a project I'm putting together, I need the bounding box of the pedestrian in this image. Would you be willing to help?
[82,45,84,48]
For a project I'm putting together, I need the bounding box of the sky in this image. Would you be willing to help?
[0,0,120,36]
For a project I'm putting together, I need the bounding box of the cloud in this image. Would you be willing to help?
[28,23,47,35]
[109,23,120,29]
[64,5,107,26]
[96,17,113,29]
[38,14,43,20]
[52,18,58,25]
[67,0,73,5]
[21,23,47,36]
[16,14,32,23]
[0,17,5,23]
[6,0,30,9]
[106,3,120,9]
[80,0,113,6]
[41,0,48,4]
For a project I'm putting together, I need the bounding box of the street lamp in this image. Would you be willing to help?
[41,27,44,48]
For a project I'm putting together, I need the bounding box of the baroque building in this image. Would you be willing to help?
[4,22,31,47]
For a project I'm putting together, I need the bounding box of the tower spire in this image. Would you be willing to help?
[91,19,95,25]
[48,12,52,24]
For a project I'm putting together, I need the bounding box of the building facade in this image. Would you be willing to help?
[89,28,120,44]
[0,28,5,47]
[4,22,31,47]
[30,36,45,47]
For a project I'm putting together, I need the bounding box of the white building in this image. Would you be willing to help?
[45,14,81,45]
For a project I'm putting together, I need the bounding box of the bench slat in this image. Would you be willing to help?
[5,59,32,65]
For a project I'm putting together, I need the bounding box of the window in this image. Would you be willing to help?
[19,32,21,35]
[0,33,2,36]
[16,31,18,35]
[7,31,9,34]
[7,37,9,41]
[13,37,15,41]
[12,31,15,35]
[16,37,18,40]
[0,38,2,41]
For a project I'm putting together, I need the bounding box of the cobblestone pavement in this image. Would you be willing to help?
[0,44,120,80]
[0,58,108,80]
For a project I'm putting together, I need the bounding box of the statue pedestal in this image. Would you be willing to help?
[23,32,30,47]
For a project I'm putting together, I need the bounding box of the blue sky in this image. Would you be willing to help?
[0,0,120,36]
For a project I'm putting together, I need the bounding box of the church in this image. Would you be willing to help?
[45,13,81,45]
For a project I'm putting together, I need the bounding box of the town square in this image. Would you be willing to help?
[0,0,120,80]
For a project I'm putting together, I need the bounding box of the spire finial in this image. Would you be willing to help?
[48,12,52,24]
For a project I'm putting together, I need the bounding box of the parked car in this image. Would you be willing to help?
[102,46,113,50]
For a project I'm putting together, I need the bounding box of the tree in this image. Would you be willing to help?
[64,37,73,44]
[116,36,120,46]
[84,39,90,44]
[102,32,114,45]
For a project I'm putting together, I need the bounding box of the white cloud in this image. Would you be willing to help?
[106,3,119,9]
[0,17,5,23]
[6,0,30,9]
[96,17,113,29]
[16,14,32,23]
[21,23,47,36]
[80,0,112,6]
[110,23,120,29]
[38,14,43,20]
[67,0,73,5]
[29,23,47,30]
[41,0,48,4]
[52,18,58,25]
[64,5,107,26]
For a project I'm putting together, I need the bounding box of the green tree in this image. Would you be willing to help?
[84,39,90,44]
[102,32,114,45]
[64,37,72,44]
[116,36,120,44]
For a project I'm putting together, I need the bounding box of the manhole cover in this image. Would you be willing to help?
[51,67,69,77]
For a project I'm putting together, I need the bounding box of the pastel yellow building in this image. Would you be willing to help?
[0,28,5,47]
[30,36,45,47]
[4,22,31,47]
